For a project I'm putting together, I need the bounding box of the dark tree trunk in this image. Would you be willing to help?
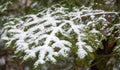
[90,37,117,70]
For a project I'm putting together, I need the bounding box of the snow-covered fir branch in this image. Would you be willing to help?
[2,5,120,67]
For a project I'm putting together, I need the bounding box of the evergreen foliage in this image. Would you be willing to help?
[1,0,120,70]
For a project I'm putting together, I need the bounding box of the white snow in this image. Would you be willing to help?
[91,28,99,33]
[0,57,5,65]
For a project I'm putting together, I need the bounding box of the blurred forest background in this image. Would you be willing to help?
[0,0,120,70]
